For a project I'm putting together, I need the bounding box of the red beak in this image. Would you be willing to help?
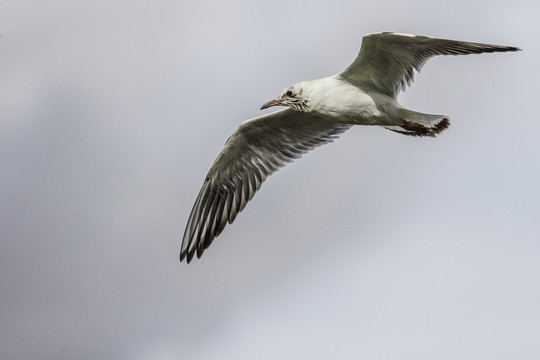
[260,98,284,110]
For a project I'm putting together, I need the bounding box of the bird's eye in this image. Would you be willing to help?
[286,90,293,96]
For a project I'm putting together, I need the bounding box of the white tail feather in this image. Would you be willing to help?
[384,109,450,137]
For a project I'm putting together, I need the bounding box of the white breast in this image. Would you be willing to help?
[307,77,382,123]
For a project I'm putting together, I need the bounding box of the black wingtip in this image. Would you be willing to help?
[179,248,195,264]
[181,251,193,264]
[501,45,521,52]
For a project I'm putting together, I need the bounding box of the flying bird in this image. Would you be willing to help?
[181,32,519,263]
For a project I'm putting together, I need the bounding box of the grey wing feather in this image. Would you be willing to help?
[180,109,352,263]
[338,32,520,98]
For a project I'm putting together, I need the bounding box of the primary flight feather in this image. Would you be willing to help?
[181,32,519,263]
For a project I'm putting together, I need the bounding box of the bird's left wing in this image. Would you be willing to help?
[338,32,519,98]
[181,108,352,263]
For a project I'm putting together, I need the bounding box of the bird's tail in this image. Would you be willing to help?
[384,109,450,137]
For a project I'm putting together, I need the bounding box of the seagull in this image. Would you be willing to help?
[180,32,519,263]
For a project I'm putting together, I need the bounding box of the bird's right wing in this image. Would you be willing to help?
[338,32,519,98]
[181,109,352,263]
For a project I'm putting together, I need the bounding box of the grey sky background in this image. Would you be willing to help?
[1,0,538,359]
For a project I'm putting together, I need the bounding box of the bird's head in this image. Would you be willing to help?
[260,83,309,112]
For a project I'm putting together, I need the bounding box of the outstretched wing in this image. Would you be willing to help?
[338,32,520,98]
[181,109,352,263]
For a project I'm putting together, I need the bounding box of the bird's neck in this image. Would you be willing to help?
[302,77,342,114]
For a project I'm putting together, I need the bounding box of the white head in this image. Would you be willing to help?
[260,82,309,112]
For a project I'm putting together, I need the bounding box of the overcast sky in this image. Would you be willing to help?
[1,0,539,359]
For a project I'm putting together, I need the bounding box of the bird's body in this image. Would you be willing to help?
[297,77,386,124]
[181,32,519,263]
